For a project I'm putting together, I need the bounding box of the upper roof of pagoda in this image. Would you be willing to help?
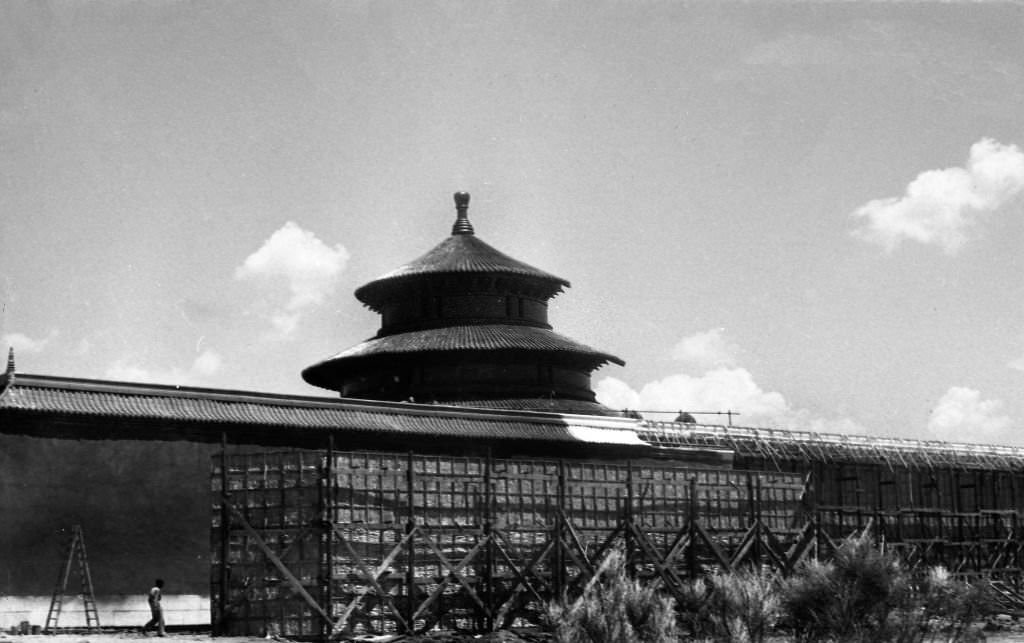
[355,192,569,312]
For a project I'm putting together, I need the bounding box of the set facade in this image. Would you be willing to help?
[2,194,1022,636]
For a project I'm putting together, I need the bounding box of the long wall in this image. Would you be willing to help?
[0,434,216,629]
[212,449,805,637]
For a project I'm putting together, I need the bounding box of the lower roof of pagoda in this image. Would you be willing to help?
[316,324,623,363]
[303,324,624,379]
[448,397,622,416]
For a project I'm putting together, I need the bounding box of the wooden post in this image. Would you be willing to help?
[320,434,334,641]
[746,472,755,528]
[687,477,697,579]
[484,448,494,631]
[554,460,566,599]
[753,476,763,569]
[874,467,883,550]
[217,432,229,636]
[405,451,416,634]
[1014,510,1021,593]
[625,460,634,577]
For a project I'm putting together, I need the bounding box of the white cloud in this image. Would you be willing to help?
[784,409,869,436]
[742,33,846,68]
[928,386,1013,444]
[597,368,788,423]
[2,330,57,354]
[1010,355,1024,373]
[670,328,738,371]
[269,311,301,337]
[191,349,223,377]
[235,222,349,336]
[105,362,160,383]
[851,138,1024,254]
[594,377,641,411]
[105,349,224,386]
[598,329,866,434]
[75,337,92,356]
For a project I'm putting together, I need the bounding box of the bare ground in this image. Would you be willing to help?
[8,631,1024,643]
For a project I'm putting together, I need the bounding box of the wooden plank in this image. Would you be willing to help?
[492,534,553,628]
[729,524,759,567]
[332,525,413,634]
[660,531,693,574]
[411,528,490,624]
[625,520,686,597]
[225,499,332,626]
[693,522,733,572]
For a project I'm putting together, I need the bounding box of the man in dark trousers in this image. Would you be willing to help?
[142,579,166,637]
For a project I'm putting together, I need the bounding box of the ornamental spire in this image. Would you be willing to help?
[5,347,13,375]
[451,191,474,235]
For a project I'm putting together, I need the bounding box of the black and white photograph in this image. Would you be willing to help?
[2,2,1024,641]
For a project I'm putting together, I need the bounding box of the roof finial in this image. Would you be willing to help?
[6,347,14,375]
[451,191,474,235]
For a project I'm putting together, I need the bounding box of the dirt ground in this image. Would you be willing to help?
[0,634,546,643]
[8,631,1024,643]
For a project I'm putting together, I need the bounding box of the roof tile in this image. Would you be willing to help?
[355,235,568,308]
[0,374,640,445]
[311,324,625,366]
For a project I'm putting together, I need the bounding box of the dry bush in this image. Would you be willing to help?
[701,566,780,643]
[780,534,990,643]
[547,549,680,643]
[781,533,908,642]
[884,566,992,643]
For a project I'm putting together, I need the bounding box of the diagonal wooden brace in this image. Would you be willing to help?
[225,498,332,627]
[492,531,553,627]
[331,525,413,634]
[411,528,491,624]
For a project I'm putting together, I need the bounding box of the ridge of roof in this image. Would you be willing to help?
[8,375,1023,463]
[0,372,637,428]
[640,419,1024,467]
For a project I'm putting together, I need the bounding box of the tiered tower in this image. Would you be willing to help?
[302,192,623,415]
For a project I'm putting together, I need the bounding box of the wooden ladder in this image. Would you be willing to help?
[45,525,100,633]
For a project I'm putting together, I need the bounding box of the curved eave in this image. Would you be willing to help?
[450,398,621,417]
[302,324,624,387]
[0,373,648,447]
[355,235,570,309]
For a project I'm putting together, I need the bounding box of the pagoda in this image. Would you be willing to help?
[302,192,624,415]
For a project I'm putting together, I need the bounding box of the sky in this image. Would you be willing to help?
[2,1,1024,445]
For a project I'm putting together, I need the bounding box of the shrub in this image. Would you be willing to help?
[548,535,992,643]
[701,566,780,643]
[907,566,993,642]
[548,549,680,643]
[674,575,713,640]
[780,534,991,643]
[781,533,909,642]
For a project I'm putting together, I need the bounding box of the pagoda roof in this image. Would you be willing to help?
[0,372,645,447]
[453,397,620,416]
[355,234,569,310]
[303,324,625,384]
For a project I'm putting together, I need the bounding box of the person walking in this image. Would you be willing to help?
[142,579,166,637]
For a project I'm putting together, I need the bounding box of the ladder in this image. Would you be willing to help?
[45,525,100,633]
